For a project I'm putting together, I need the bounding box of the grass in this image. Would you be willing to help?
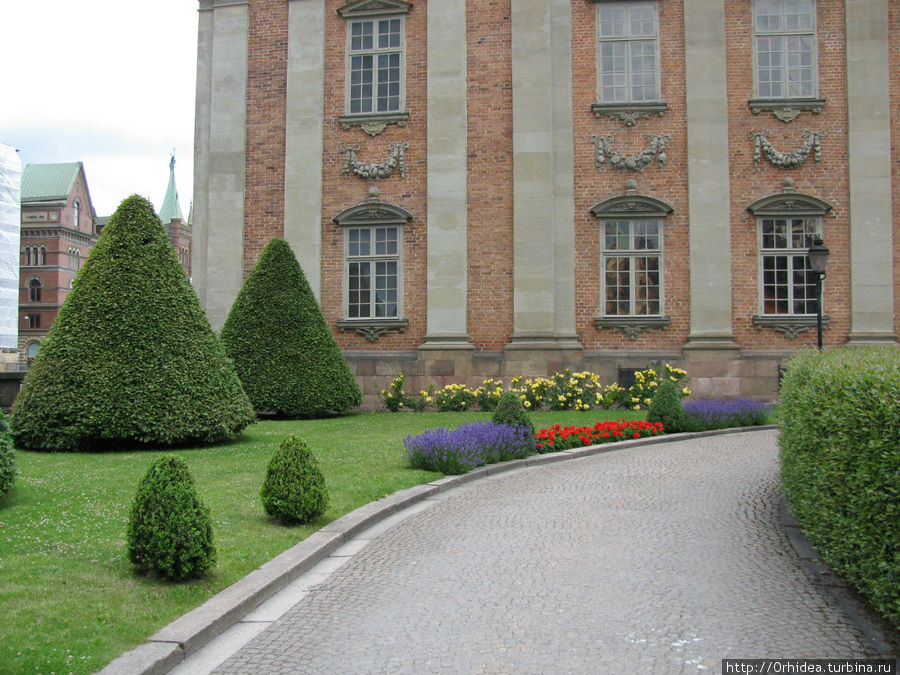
[0,409,637,675]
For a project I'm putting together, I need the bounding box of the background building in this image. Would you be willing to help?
[192,0,898,407]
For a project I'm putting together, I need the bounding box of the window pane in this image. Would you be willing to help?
[598,7,627,37]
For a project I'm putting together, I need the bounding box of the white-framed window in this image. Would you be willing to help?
[753,0,816,99]
[596,1,660,104]
[759,217,821,315]
[346,17,405,115]
[345,225,401,319]
[601,219,663,316]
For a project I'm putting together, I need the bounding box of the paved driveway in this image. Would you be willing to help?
[198,429,881,673]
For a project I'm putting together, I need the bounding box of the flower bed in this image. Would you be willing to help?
[535,420,665,453]
[681,399,770,431]
[403,421,536,474]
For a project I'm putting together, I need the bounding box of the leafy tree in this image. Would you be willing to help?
[260,434,329,524]
[11,195,255,451]
[221,238,361,417]
[127,455,216,580]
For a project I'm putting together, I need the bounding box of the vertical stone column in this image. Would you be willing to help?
[508,0,578,352]
[683,0,736,350]
[284,0,326,300]
[845,0,896,343]
[192,0,249,332]
[422,0,471,349]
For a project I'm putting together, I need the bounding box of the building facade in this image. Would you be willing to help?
[192,0,899,407]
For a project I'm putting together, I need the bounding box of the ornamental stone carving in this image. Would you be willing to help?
[591,134,670,172]
[750,130,824,168]
[591,102,668,126]
[341,142,409,180]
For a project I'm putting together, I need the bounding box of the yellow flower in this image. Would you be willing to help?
[523,400,531,408]
[682,387,692,396]
[643,398,652,405]
[633,405,641,410]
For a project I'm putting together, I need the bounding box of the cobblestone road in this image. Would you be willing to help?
[212,430,880,674]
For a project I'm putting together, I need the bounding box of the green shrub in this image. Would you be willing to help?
[260,434,329,524]
[474,378,504,412]
[127,455,216,581]
[646,379,686,433]
[492,390,534,435]
[221,238,361,418]
[380,373,413,412]
[780,347,900,628]
[11,195,255,451]
[0,411,16,496]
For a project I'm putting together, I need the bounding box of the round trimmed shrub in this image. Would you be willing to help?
[261,434,329,525]
[0,411,17,496]
[11,195,255,451]
[221,238,361,418]
[492,390,534,435]
[646,379,686,433]
[127,455,216,581]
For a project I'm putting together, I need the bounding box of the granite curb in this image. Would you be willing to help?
[100,425,788,675]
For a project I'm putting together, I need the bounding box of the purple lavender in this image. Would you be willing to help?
[682,399,770,431]
[404,421,537,474]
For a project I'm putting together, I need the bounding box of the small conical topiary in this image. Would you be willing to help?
[492,390,535,435]
[261,434,329,525]
[0,411,17,496]
[646,379,686,433]
[127,455,216,581]
[221,238,361,418]
[11,195,255,451]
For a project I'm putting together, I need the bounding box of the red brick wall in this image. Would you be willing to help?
[320,0,429,351]
[726,0,850,350]
[572,0,689,351]
[466,0,514,351]
[243,0,288,277]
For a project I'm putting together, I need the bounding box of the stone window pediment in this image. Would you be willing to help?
[747,191,831,218]
[333,200,413,227]
[590,194,674,219]
[338,0,412,18]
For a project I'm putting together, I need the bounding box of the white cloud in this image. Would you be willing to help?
[0,0,197,215]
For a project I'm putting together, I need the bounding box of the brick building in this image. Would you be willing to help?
[192,0,898,406]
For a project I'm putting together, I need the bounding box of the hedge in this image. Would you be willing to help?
[11,195,255,451]
[779,347,900,628]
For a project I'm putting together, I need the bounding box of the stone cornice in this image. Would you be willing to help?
[753,315,830,340]
[748,98,826,123]
[339,112,410,136]
[591,102,667,126]
[337,318,408,342]
[594,316,670,340]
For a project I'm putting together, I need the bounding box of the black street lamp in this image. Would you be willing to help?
[807,236,829,350]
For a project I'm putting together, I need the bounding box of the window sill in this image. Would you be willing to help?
[594,316,670,339]
[748,98,826,123]
[591,102,667,126]
[339,112,409,136]
[753,314,830,339]
[337,318,408,342]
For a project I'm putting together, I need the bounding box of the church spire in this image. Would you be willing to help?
[158,153,184,225]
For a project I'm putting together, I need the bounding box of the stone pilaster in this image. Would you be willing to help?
[192,0,249,332]
[845,0,896,344]
[508,0,579,353]
[284,0,326,300]
[683,0,736,351]
[422,0,471,350]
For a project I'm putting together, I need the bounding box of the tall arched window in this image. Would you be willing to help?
[24,247,31,267]
[29,278,42,303]
[38,246,46,266]
[73,200,80,230]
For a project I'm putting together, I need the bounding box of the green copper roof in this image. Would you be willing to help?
[158,156,184,224]
[21,162,83,204]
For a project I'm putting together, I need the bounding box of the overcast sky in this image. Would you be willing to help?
[1,1,198,218]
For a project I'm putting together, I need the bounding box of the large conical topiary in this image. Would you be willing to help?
[221,238,361,417]
[11,195,255,451]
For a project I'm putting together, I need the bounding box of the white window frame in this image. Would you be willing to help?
[752,0,818,100]
[595,1,661,105]
[600,218,664,318]
[344,16,406,116]
[757,216,821,316]
[343,224,403,321]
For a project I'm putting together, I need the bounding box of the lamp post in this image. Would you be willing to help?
[807,236,829,351]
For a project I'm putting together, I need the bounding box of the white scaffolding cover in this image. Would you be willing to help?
[0,144,21,349]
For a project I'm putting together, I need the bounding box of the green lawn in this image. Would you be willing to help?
[0,410,637,675]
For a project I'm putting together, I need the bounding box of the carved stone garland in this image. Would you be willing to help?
[591,134,670,172]
[341,142,409,179]
[750,129,824,169]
